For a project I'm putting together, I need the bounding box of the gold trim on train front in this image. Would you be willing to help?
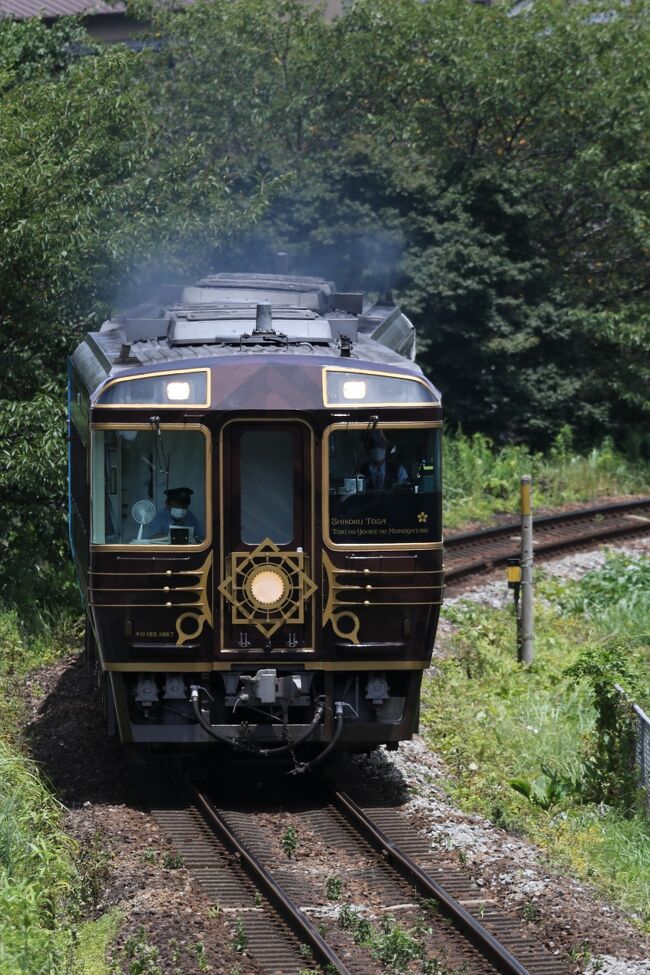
[94,367,211,409]
[89,422,212,554]
[322,366,439,409]
[104,660,429,672]
[322,420,442,552]
[219,417,317,651]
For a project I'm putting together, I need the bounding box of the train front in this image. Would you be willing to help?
[76,276,442,764]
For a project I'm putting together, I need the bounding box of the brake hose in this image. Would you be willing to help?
[288,701,345,776]
[190,686,325,756]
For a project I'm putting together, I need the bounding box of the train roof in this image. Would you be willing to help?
[72,272,440,401]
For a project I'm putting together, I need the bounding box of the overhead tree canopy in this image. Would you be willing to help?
[0,0,648,606]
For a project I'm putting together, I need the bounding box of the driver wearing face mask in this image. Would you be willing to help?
[360,430,408,490]
[145,486,204,540]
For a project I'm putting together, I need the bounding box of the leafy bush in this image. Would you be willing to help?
[566,642,643,811]
[338,907,431,973]
[510,767,578,811]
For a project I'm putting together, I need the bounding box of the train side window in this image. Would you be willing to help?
[91,428,207,545]
[240,430,294,545]
[327,425,441,546]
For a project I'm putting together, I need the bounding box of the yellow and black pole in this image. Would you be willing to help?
[519,475,535,665]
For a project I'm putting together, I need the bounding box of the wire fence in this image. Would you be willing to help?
[615,684,650,814]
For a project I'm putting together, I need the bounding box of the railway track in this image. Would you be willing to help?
[445,497,650,589]
[145,767,570,975]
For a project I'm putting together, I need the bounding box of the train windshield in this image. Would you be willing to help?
[327,425,441,546]
[91,428,207,545]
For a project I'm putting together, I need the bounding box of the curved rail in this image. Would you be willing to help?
[333,790,531,975]
[445,497,650,584]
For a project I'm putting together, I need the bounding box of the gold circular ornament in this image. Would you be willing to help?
[246,567,288,608]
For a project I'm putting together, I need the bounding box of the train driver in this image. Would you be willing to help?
[359,430,408,490]
[145,486,204,541]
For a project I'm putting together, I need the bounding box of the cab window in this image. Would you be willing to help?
[91,428,207,545]
[327,425,441,546]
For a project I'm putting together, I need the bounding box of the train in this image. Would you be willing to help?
[68,272,442,771]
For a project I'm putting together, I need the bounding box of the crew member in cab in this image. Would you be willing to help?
[360,430,408,490]
[146,487,204,541]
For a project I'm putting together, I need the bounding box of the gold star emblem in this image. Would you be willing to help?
[417,511,428,524]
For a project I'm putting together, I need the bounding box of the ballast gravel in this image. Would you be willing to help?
[446,536,650,611]
[369,536,650,975]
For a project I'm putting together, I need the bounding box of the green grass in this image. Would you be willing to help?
[0,742,77,975]
[422,557,650,923]
[444,426,650,529]
[0,607,121,975]
[73,909,123,975]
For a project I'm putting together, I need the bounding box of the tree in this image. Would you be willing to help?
[2,0,649,609]
[148,0,647,448]
[0,15,270,608]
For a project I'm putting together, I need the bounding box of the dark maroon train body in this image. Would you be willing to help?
[68,273,442,762]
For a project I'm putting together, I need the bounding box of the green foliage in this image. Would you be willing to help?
[422,563,650,920]
[120,928,162,975]
[280,824,299,857]
[0,611,107,974]
[0,607,81,684]
[0,392,75,612]
[338,906,462,974]
[560,552,650,646]
[0,16,88,85]
[510,767,578,811]
[192,941,209,973]
[425,601,593,793]
[371,917,423,972]
[566,642,643,810]
[232,918,248,954]
[162,0,650,449]
[325,874,343,900]
[161,851,183,870]
[73,908,123,975]
[0,742,78,975]
[76,831,113,912]
[443,427,650,529]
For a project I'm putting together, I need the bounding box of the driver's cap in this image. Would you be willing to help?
[165,487,193,506]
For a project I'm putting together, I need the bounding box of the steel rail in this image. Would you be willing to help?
[445,498,650,582]
[184,779,353,975]
[333,789,531,975]
[446,497,650,547]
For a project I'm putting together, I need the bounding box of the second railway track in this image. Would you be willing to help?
[445,498,650,590]
[143,766,570,975]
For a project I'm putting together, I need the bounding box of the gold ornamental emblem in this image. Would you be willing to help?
[219,538,317,639]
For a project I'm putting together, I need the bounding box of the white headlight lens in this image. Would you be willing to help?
[342,380,366,400]
[250,569,286,606]
[166,381,191,401]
